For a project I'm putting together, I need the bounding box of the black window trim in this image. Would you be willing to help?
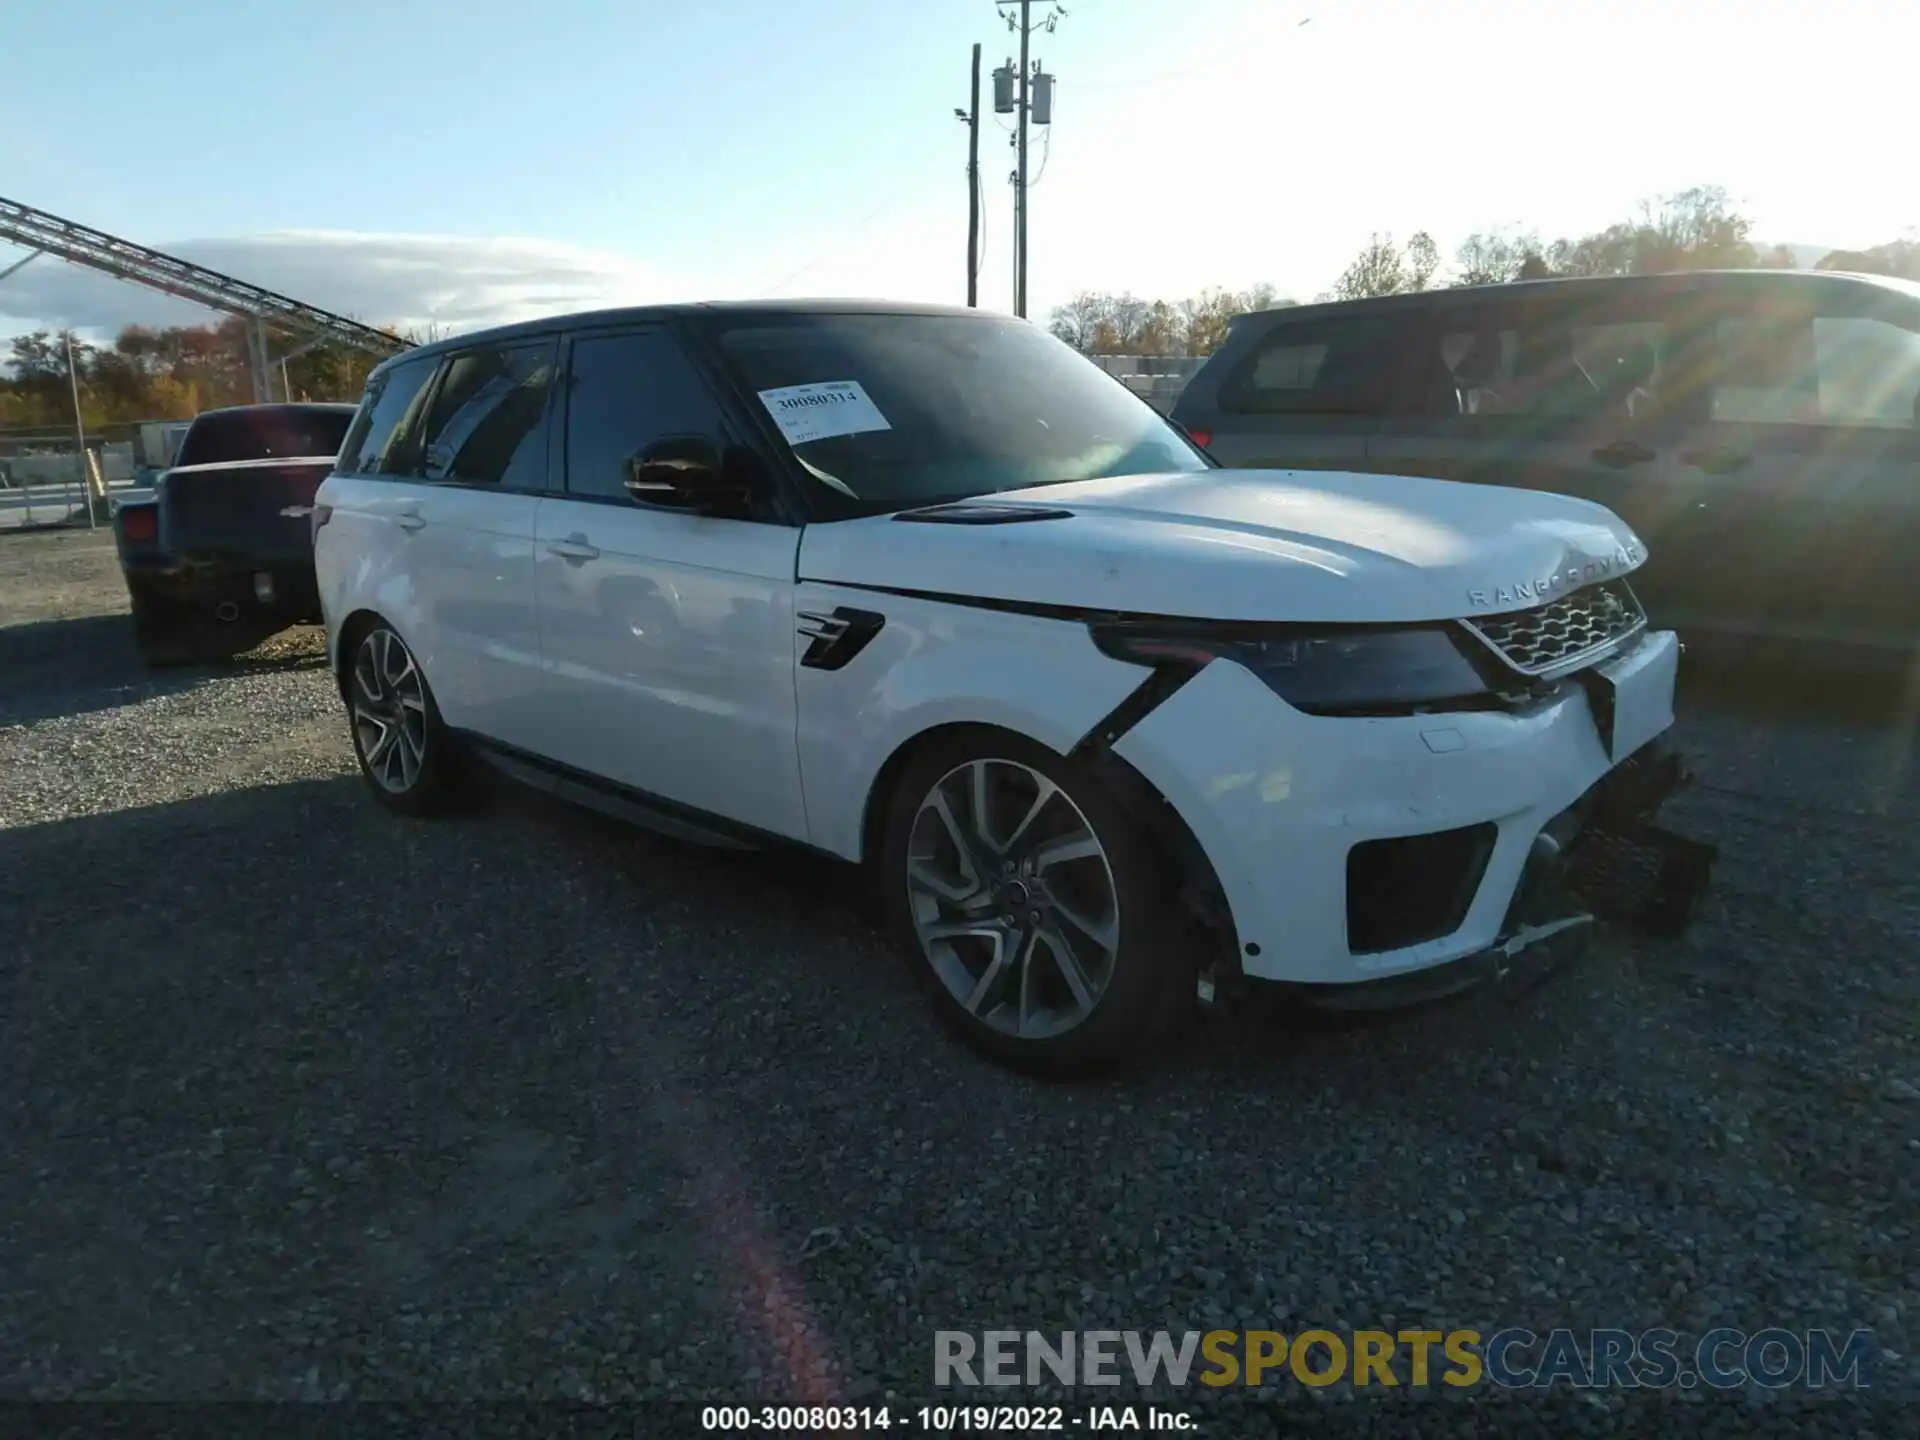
[553,320,804,524]
[406,335,563,497]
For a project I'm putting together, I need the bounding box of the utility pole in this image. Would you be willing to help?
[958,44,982,307]
[995,3,1062,318]
[1014,1,1030,317]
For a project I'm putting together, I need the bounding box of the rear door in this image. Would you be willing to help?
[1675,278,1920,651]
[402,337,560,745]
[1179,310,1403,471]
[318,351,441,638]
[1369,283,1708,621]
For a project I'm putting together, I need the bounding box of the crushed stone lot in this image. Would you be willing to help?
[1,527,1915,1435]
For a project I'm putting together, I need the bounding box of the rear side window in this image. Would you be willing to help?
[1442,320,1670,418]
[1221,317,1395,415]
[562,329,733,503]
[417,341,558,489]
[173,407,353,466]
[337,355,439,477]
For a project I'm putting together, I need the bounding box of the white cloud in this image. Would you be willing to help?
[0,231,697,338]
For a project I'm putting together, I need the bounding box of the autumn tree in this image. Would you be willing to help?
[1046,284,1290,357]
[1816,235,1920,280]
[1329,231,1442,300]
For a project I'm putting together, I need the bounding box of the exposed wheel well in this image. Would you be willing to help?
[332,609,386,699]
[857,721,1238,964]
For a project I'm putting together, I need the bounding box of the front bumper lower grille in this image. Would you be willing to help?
[1346,822,1498,954]
[1461,579,1646,677]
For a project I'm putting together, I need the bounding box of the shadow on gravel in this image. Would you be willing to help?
[0,614,328,726]
[3,760,1911,1403]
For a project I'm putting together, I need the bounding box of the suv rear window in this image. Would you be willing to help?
[1221,317,1394,415]
[173,407,354,467]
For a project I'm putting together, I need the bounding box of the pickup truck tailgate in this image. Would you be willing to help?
[159,457,334,565]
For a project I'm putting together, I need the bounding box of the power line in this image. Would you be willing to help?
[759,134,952,296]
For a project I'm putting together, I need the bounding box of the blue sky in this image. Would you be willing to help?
[2,0,1914,338]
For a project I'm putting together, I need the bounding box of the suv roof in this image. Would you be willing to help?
[369,299,1007,381]
[1228,268,1911,331]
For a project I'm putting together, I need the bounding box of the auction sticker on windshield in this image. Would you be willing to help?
[757,381,893,445]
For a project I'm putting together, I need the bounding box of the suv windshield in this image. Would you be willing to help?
[711,312,1208,514]
[173,408,354,467]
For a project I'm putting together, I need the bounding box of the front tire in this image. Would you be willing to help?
[879,729,1178,1077]
[347,624,458,816]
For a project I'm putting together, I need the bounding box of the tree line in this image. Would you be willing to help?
[0,315,427,433]
[1049,186,1920,357]
[8,183,1916,426]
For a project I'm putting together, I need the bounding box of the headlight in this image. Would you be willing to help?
[1089,622,1495,713]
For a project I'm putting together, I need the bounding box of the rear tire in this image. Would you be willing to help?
[346,623,459,816]
[878,728,1180,1077]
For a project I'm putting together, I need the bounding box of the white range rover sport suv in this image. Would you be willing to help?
[314,301,1713,1074]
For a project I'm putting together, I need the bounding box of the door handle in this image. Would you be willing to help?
[1590,440,1656,468]
[1679,447,1752,475]
[395,509,426,532]
[545,533,600,563]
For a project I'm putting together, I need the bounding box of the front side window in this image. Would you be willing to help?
[1714,311,1920,429]
[712,312,1206,514]
[417,341,557,489]
[562,330,735,503]
[338,355,438,478]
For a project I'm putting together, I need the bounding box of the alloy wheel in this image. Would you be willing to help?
[351,629,428,794]
[904,758,1121,1040]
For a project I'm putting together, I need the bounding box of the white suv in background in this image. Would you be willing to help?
[313,301,1711,1074]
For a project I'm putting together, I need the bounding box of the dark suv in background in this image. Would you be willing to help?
[1172,270,1920,663]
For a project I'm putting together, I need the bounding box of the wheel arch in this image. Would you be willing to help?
[331,607,389,699]
[856,717,1239,966]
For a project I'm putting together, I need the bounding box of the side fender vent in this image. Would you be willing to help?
[797,607,886,670]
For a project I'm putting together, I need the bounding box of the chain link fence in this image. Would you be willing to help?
[0,428,152,532]
[1089,354,1205,415]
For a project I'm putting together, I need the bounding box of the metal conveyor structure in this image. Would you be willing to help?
[0,194,413,402]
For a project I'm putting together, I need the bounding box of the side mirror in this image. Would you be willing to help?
[625,435,746,511]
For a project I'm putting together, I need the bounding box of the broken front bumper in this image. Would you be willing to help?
[1111,628,1715,992]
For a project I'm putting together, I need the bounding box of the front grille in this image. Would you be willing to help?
[1346,822,1497,954]
[1460,579,1645,677]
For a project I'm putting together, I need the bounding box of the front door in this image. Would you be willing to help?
[1369,286,1711,623]
[1671,281,1920,652]
[530,325,808,842]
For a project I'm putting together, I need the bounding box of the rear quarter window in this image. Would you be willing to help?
[337,356,440,477]
[1219,315,1397,415]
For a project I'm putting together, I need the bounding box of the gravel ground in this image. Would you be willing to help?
[1,528,1915,1436]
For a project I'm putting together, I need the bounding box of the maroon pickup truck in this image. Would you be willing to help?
[114,403,354,663]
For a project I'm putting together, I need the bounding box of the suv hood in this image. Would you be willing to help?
[797,469,1647,624]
